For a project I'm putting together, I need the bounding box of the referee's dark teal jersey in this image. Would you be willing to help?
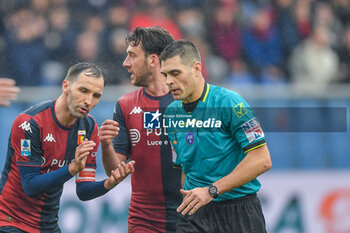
[165,83,266,201]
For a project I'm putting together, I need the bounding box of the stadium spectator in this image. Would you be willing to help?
[294,0,312,39]
[289,26,339,86]
[175,8,206,39]
[313,2,344,49]
[242,7,283,79]
[3,7,48,86]
[160,39,271,233]
[129,1,182,39]
[102,28,130,84]
[273,0,301,76]
[332,0,350,26]
[336,24,350,83]
[1,0,350,85]
[260,65,288,85]
[211,4,243,63]
[0,62,135,232]
[225,59,256,86]
[69,30,101,66]
[99,26,182,233]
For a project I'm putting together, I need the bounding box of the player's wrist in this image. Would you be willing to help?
[104,177,118,190]
[208,184,219,199]
[68,163,79,176]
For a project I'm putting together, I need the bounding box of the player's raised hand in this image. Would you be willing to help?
[104,160,135,189]
[99,119,119,147]
[177,187,213,216]
[69,139,96,176]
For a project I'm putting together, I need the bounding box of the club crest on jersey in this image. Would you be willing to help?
[21,139,31,156]
[77,130,86,145]
[241,118,264,143]
[185,131,195,145]
[143,110,162,129]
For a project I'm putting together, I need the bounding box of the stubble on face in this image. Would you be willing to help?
[66,87,88,119]
[132,59,153,87]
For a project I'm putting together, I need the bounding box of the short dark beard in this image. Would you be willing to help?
[133,62,153,87]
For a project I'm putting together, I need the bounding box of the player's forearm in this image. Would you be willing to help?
[214,145,272,195]
[19,165,73,197]
[101,144,125,176]
[76,180,109,201]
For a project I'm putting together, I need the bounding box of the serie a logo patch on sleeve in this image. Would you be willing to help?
[20,139,31,156]
[241,118,264,143]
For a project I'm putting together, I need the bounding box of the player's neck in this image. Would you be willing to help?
[144,75,169,97]
[55,95,77,127]
[183,78,205,104]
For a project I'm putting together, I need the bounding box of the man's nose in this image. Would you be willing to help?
[123,56,130,68]
[84,94,93,106]
[165,76,173,86]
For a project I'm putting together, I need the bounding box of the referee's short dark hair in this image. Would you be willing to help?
[159,39,201,67]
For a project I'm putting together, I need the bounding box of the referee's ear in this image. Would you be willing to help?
[192,61,202,78]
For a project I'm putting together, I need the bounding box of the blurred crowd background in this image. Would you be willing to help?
[1,0,350,87]
[1,2,350,231]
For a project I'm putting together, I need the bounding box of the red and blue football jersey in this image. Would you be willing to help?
[0,100,99,232]
[113,88,181,233]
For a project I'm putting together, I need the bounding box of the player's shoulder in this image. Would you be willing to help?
[84,114,97,126]
[22,100,53,117]
[208,85,244,105]
[118,88,143,105]
[14,100,53,125]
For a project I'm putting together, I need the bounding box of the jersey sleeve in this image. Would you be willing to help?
[13,114,74,197]
[112,101,131,156]
[76,120,99,183]
[224,93,266,153]
[13,114,43,167]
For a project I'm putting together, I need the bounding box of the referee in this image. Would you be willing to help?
[160,40,272,233]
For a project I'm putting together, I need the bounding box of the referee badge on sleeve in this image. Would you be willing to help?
[241,118,264,143]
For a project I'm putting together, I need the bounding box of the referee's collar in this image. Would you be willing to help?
[180,82,209,111]
[199,82,209,102]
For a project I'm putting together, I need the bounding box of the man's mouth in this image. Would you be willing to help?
[170,88,180,94]
[78,107,88,114]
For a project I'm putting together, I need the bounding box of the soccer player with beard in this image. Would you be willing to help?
[0,62,134,233]
[99,26,182,233]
